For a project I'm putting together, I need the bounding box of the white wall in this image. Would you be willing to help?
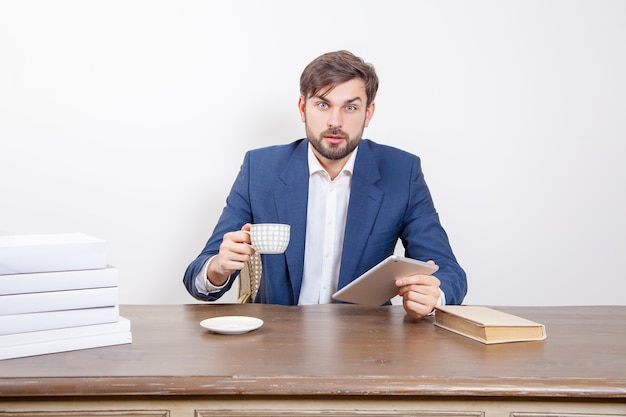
[1,1,624,306]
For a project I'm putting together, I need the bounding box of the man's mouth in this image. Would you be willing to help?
[321,129,348,145]
[324,135,345,145]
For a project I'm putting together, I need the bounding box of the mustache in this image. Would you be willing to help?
[320,128,349,139]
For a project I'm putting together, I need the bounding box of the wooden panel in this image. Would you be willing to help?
[0,397,625,417]
[511,413,626,417]
[197,411,484,417]
[0,412,169,417]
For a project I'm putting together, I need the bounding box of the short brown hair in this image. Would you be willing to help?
[299,50,379,106]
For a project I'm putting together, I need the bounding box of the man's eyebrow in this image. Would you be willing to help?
[345,97,363,104]
[311,95,363,105]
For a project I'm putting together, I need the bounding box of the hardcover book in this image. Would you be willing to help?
[434,305,547,344]
[0,233,106,275]
[0,287,118,316]
[0,306,120,336]
[0,267,118,295]
[0,317,132,360]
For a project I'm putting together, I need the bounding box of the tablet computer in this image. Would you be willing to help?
[332,255,439,306]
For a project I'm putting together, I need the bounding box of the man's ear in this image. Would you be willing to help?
[298,95,306,122]
[364,101,376,128]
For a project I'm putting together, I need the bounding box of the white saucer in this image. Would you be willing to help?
[200,316,264,335]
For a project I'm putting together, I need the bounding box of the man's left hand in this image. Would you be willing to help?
[395,260,441,319]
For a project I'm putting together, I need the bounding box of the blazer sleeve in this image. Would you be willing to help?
[400,156,467,305]
[182,152,254,301]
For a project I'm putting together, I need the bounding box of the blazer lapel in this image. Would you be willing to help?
[274,140,309,299]
[338,141,384,289]
[271,139,385,297]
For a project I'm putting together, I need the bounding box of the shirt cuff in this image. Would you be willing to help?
[194,255,230,294]
[438,288,447,306]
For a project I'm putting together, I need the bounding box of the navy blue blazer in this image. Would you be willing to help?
[184,139,467,305]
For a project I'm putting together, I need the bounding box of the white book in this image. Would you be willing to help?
[0,306,120,336]
[0,267,118,295]
[0,233,106,275]
[0,317,132,360]
[0,287,118,316]
[0,317,131,346]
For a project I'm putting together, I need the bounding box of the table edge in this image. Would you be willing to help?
[1,376,625,399]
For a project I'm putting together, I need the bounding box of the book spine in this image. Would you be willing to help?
[0,330,132,360]
[0,267,118,295]
[0,317,130,346]
[0,287,118,316]
[0,306,120,335]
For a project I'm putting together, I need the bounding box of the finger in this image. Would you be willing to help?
[410,284,441,299]
[222,230,253,249]
[402,286,434,303]
[217,257,246,274]
[402,290,438,318]
[403,297,434,319]
[396,274,440,287]
[222,230,250,247]
[397,281,441,303]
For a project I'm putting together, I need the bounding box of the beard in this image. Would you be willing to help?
[307,126,363,161]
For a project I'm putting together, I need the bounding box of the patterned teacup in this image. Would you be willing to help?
[246,223,290,254]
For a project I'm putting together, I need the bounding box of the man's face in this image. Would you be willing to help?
[298,78,375,165]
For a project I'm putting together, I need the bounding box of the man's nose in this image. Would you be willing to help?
[327,108,343,128]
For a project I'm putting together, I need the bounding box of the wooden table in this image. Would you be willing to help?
[1,304,625,417]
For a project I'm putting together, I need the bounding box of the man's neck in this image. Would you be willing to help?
[311,151,352,180]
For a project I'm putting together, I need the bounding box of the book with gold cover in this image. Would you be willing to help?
[434,305,547,344]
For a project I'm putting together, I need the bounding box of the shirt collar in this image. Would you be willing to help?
[307,142,358,178]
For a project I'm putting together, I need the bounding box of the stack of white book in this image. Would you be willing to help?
[0,233,132,360]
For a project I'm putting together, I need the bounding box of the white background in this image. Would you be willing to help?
[1,1,624,306]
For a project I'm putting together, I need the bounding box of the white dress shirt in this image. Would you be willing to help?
[298,145,357,305]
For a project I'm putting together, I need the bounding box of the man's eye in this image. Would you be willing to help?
[317,102,328,110]
[346,105,357,112]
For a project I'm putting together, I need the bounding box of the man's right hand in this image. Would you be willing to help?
[207,223,255,286]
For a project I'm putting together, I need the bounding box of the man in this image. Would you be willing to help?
[184,50,467,319]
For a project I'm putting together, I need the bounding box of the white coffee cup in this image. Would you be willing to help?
[246,223,290,254]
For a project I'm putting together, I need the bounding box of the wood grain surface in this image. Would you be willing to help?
[1,304,625,399]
